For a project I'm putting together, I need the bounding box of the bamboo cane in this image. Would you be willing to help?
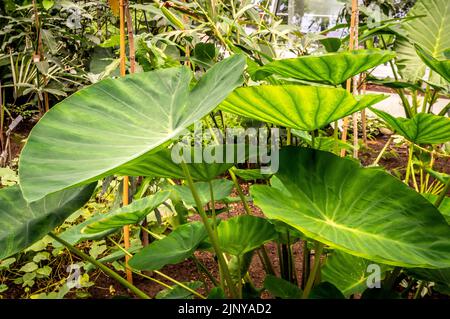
[340,0,359,157]
[119,0,133,284]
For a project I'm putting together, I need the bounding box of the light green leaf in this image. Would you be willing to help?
[251,147,450,268]
[370,108,450,144]
[117,144,245,181]
[415,44,450,83]
[155,281,203,299]
[395,0,450,84]
[19,262,38,273]
[220,85,386,131]
[19,55,246,202]
[0,184,95,260]
[129,222,207,271]
[82,191,171,234]
[322,251,391,297]
[253,50,395,85]
[167,179,233,207]
[217,215,277,256]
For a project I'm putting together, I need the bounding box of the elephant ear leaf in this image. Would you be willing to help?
[415,44,450,83]
[217,215,277,256]
[0,184,95,259]
[129,222,207,271]
[370,108,450,144]
[19,54,246,202]
[253,49,395,85]
[322,251,391,297]
[220,85,386,131]
[82,191,171,234]
[251,147,450,268]
[395,0,450,84]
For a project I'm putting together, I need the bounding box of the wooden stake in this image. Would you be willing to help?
[340,0,358,157]
[119,0,133,284]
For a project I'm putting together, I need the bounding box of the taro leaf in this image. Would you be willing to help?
[322,251,391,297]
[128,221,207,271]
[264,275,302,299]
[220,85,386,131]
[167,179,234,207]
[232,168,272,181]
[118,144,246,181]
[250,147,450,268]
[229,252,254,282]
[0,184,95,259]
[217,215,277,256]
[252,50,395,85]
[82,191,171,234]
[192,43,216,68]
[370,108,450,144]
[319,38,341,53]
[291,130,353,153]
[421,193,450,224]
[415,44,450,83]
[156,281,203,299]
[208,287,226,299]
[309,282,345,299]
[395,0,450,84]
[55,213,120,247]
[19,54,246,202]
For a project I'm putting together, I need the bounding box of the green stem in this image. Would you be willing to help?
[48,232,150,299]
[192,254,219,287]
[434,179,450,208]
[181,161,238,298]
[302,242,324,299]
[372,135,393,165]
[404,143,414,185]
[208,180,217,231]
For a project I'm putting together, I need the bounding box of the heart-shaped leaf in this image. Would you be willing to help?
[415,44,450,83]
[395,0,449,84]
[322,251,391,297]
[220,85,386,131]
[128,221,207,271]
[82,191,171,234]
[253,50,395,85]
[217,215,277,256]
[251,147,450,268]
[19,54,246,202]
[167,179,234,207]
[0,184,95,259]
[370,108,450,144]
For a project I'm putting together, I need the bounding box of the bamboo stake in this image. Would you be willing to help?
[119,0,133,284]
[340,0,358,157]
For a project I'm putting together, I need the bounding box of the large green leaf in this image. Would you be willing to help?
[220,85,386,131]
[117,144,245,181]
[0,184,95,259]
[370,108,450,144]
[415,44,450,83]
[322,251,391,297]
[82,191,171,234]
[217,215,277,256]
[395,0,450,84]
[251,147,450,268]
[167,179,234,207]
[253,50,395,85]
[19,55,246,202]
[128,221,207,271]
